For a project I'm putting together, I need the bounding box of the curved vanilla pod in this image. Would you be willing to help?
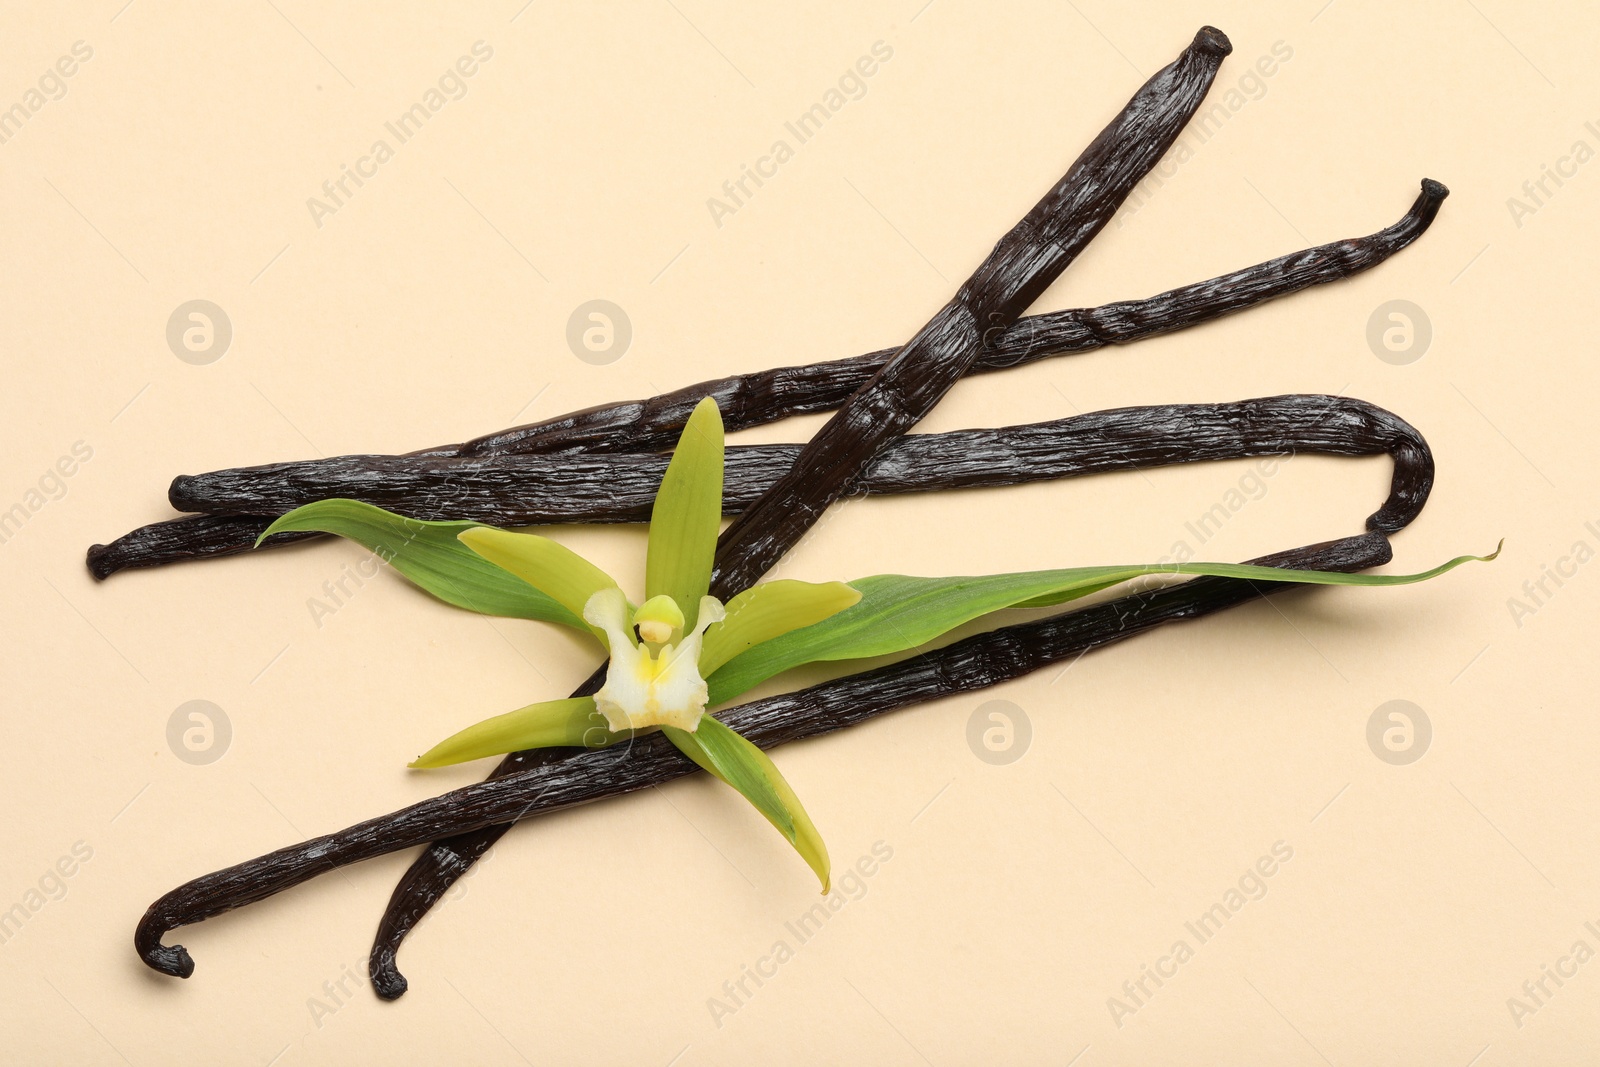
[362,26,1237,996]
[84,177,1445,579]
[136,530,1393,981]
[366,398,1440,1004]
[458,178,1445,457]
[96,26,1233,585]
[164,395,1429,528]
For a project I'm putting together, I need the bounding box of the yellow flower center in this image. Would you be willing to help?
[584,588,725,732]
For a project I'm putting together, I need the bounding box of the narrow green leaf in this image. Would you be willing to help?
[646,396,724,631]
[664,724,788,835]
[665,718,831,892]
[410,697,619,768]
[707,545,1501,703]
[699,579,862,676]
[260,500,581,626]
[458,527,625,646]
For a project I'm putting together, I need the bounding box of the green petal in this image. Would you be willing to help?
[458,527,625,647]
[410,697,619,768]
[665,718,830,892]
[699,579,862,676]
[646,396,724,631]
[707,545,1501,703]
[259,500,581,627]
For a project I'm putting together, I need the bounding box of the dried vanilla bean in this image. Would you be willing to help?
[164,396,1429,529]
[137,530,1394,980]
[364,395,1432,997]
[460,183,1443,457]
[364,26,1237,994]
[114,27,1443,1005]
[710,27,1234,593]
[84,177,1444,579]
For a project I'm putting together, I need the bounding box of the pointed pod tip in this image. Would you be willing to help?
[140,941,196,979]
[85,544,113,580]
[1192,25,1232,59]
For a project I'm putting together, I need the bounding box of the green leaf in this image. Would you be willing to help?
[410,697,620,768]
[458,527,625,647]
[706,545,1501,703]
[664,718,831,892]
[699,579,862,676]
[260,500,582,626]
[646,396,724,631]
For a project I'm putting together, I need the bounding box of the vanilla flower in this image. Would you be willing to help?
[408,397,859,890]
[584,588,725,732]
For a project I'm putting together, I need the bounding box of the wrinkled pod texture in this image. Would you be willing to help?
[367,26,1238,996]
[138,529,1398,982]
[86,178,1444,578]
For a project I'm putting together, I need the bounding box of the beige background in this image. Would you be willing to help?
[2,0,1594,1062]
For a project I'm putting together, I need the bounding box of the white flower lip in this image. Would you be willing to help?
[585,589,726,732]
